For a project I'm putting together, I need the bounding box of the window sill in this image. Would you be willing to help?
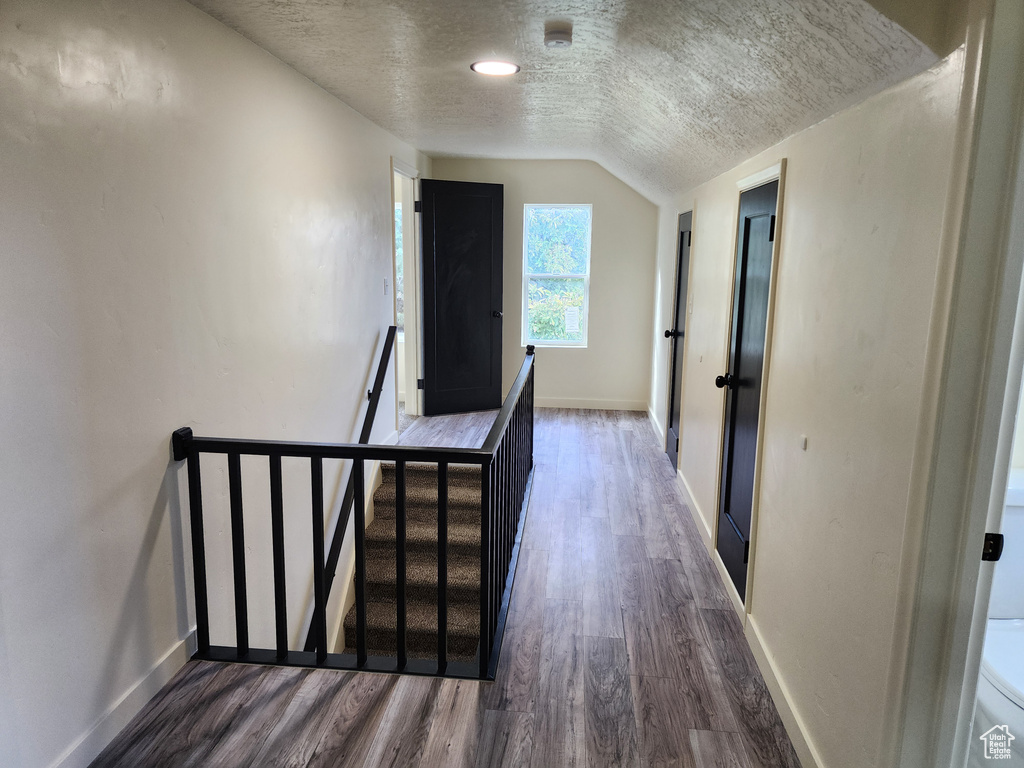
[522,343,588,350]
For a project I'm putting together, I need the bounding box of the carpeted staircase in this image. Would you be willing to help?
[342,462,482,661]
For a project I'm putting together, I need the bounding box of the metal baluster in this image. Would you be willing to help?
[311,457,327,664]
[354,459,367,666]
[529,368,535,469]
[491,458,500,640]
[498,443,506,589]
[396,460,408,670]
[186,450,210,655]
[479,461,491,678]
[227,453,248,658]
[437,461,449,674]
[270,455,288,660]
[507,430,515,566]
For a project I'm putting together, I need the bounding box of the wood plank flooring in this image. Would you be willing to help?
[91,408,801,768]
[396,408,497,449]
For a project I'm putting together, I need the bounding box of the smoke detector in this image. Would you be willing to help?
[544,21,573,49]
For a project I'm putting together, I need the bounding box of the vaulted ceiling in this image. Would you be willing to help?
[188,0,940,201]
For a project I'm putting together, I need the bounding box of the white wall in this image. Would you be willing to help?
[1010,380,1024,469]
[431,158,658,410]
[0,2,429,766]
[651,52,965,768]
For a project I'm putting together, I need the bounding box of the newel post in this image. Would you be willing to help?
[171,426,193,461]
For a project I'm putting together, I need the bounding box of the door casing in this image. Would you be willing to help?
[392,160,422,417]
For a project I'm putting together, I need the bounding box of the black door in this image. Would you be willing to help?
[665,212,692,468]
[420,179,504,416]
[716,180,778,600]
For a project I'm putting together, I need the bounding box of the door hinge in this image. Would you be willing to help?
[743,540,750,564]
[414,200,423,213]
[417,378,425,390]
[768,214,776,242]
[983,532,1004,561]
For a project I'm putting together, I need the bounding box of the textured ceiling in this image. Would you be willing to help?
[188,0,938,201]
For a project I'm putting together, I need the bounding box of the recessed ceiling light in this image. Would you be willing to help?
[471,60,520,76]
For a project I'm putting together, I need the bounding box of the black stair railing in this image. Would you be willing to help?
[477,345,535,677]
[301,325,396,653]
[170,343,535,680]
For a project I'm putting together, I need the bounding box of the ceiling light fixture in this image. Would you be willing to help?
[471,60,520,76]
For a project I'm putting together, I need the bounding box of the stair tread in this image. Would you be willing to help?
[364,519,481,548]
[380,462,482,476]
[342,599,480,660]
[362,554,479,576]
[344,599,479,631]
[362,560,480,602]
[374,463,482,523]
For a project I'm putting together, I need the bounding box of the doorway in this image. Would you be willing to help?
[392,162,422,420]
[420,178,504,416]
[665,211,692,469]
[716,179,779,601]
[966,378,1024,766]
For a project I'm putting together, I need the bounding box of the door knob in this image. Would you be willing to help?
[715,373,735,389]
[664,329,682,338]
[492,310,503,319]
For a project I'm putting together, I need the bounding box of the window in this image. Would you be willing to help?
[522,204,592,347]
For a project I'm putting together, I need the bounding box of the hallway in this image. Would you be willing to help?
[91,409,799,767]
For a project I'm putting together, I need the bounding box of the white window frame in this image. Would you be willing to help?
[521,203,592,348]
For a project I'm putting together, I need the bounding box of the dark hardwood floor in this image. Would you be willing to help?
[91,408,800,768]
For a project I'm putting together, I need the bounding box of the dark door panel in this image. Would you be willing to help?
[666,211,692,468]
[716,180,778,601]
[420,179,503,415]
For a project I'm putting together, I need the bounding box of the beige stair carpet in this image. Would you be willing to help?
[342,462,482,661]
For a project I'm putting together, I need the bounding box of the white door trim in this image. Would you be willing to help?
[391,160,423,416]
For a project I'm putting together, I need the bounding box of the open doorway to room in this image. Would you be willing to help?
[965,363,1024,767]
[392,161,421,435]
[955,135,1024,765]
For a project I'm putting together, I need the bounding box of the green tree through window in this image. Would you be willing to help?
[523,204,592,346]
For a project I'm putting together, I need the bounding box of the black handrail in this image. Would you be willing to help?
[482,345,536,453]
[171,344,535,680]
[302,326,395,652]
[477,345,535,677]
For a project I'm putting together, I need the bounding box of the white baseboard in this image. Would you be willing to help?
[50,633,194,768]
[381,429,399,446]
[713,549,746,617]
[677,469,713,553]
[535,397,648,411]
[676,465,823,768]
[647,406,666,445]
[745,616,826,768]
